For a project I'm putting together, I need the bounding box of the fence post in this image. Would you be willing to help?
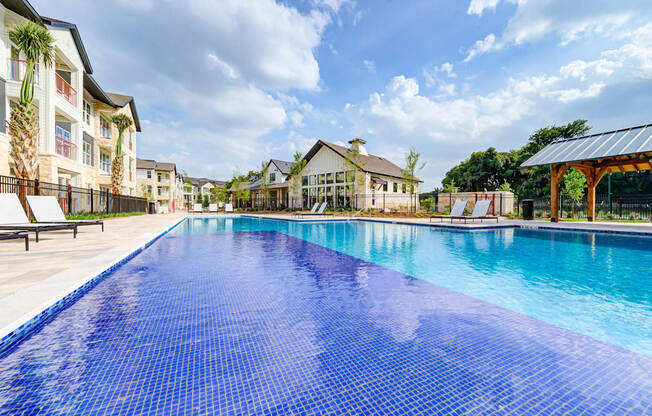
[90,188,94,213]
[106,190,110,213]
[34,179,40,196]
[67,184,72,215]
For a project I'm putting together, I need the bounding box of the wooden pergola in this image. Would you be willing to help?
[521,124,652,222]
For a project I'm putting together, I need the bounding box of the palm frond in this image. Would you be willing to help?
[8,21,54,67]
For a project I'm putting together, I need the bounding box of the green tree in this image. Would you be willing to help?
[343,141,367,206]
[212,186,229,203]
[563,168,586,202]
[202,194,210,208]
[288,151,306,208]
[109,114,133,194]
[7,21,54,179]
[498,181,513,192]
[259,160,270,199]
[402,148,425,212]
[443,180,458,193]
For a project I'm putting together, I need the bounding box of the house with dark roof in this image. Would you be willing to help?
[186,177,228,207]
[245,159,295,208]
[290,139,421,210]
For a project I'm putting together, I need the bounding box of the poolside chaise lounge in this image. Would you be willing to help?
[225,203,233,213]
[296,202,332,218]
[0,193,77,242]
[293,202,319,217]
[26,195,104,232]
[209,203,218,213]
[430,199,467,222]
[448,200,499,223]
[193,203,202,213]
[0,230,29,251]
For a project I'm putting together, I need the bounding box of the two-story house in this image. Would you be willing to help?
[247,159,293,208]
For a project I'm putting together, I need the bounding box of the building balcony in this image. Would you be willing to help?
[55,134,76,160]
[8,59,39,85]
[56,72,77,106]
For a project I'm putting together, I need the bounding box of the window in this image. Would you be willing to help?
[402,183,406,193]
[383,183,388,192]
[100,151,111,173]
[309,175,317,186]
[326,173,334,184]
[82,140,92,165]
[393,182,398,193]
[302,176,308,186]
[147,170,152,179]
[100,117,111,138]
[83,100,92,125]
[336,172,345,183]
[318,174,325,185]
[269,172,276,182]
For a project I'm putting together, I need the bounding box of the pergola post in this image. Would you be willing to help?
[549,164,568,222]
[585,167,596,222]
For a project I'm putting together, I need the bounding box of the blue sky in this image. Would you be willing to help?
[32,0,652,189]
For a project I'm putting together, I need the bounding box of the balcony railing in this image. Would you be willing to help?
[56,72,77,106]
[55,134,77,160]
[8,59,39,84]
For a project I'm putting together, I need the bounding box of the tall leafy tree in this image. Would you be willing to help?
[288,151,306,208]
[402,148,425,212]
[109,114,133,194]
[7,21,54,179]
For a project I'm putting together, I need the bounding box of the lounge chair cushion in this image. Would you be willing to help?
[0,193,31,224]
[25,196,67,222]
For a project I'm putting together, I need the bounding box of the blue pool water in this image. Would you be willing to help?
[0,216,650,415]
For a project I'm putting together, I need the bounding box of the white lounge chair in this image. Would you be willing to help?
[26,195,104,231]
[0,230,29,251]
[0,193,77,242]
[430,199,467,222]
[225,203,233,213]
[193,203,202,213]
[449,200,499,223]
[296,202,332,217]
[209,203,218,213]
[293,202,318,217]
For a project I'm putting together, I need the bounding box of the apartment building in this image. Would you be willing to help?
[0,1,141,195]
[136,158,181,213]
[188,177,227,205]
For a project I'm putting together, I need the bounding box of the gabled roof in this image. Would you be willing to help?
[0,0,40,22]
[303,140,421,182]
[188,177,227,187]
[136,158,176,173]
[83,73,115,106]
[40,16,93,74]
[269,159,292,176]
[522,123,652,168]
[107,92,141,132]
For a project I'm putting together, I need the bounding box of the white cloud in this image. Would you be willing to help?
[463,0,642,61]
[464,33,497,62]
[467,0,503,16]
[363,59,375,72]
[424,61,457,87]
[289,111,305,127]
[312,0,352,13]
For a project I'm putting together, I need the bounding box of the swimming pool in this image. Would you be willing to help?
[0,216,650,415]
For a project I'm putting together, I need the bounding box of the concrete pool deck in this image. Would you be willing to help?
[2,212,651,344]
[0,213,186,343]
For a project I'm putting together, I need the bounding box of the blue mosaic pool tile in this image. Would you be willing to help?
[0,230,650,415]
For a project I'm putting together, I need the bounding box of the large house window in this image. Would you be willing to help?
[100,117,111,138]
[147,170,152,179]
[318,174,325,185]
[100,151,111,173]
[326,173,334,184]
[336,172,345,183]
[83,100,92,125]
[393,182,398,193]
[269,172,276,182]
[302,176,308,186]
[82,140,92,165]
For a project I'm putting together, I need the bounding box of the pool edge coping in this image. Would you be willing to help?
[0,216,188,356]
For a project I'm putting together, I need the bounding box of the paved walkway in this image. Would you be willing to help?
[0,213,186,339]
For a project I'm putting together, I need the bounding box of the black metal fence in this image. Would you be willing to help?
[516,194,652,220]
[224,193,420,212]
[1,175,148,217]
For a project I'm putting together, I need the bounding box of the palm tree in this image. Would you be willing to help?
[109,114,133,194]
[7,21,54,180]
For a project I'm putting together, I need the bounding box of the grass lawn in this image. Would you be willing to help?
[65,212,146,220]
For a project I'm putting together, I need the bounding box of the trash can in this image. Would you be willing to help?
[521,199,534,220]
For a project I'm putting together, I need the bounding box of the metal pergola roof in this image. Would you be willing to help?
[521,124,652,168]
